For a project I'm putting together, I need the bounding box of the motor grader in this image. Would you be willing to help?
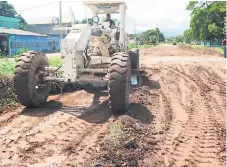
[13,0,140,114]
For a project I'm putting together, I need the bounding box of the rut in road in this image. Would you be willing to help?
[0,47,226,167]
[145,63,226,167]
[0,90,112,166]
[84,61,226,167]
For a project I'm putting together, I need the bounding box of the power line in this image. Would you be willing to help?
[18,1,58,12]
[16,1,83,14]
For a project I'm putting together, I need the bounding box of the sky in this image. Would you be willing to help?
[6,0,191,37]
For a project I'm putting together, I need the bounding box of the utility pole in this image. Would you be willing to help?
[134,23,136,44]
[59,1,62,40]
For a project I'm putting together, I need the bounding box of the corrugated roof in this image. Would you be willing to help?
[28,21,70,25]
[0,28,47,36]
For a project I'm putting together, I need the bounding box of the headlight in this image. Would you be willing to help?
[93,16,99,23]
[52,17,59,25]
[105,28,112,34]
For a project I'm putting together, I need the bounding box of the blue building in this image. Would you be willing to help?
[0,28,60,56]
[0,16,61,56]
[0,16,20,29]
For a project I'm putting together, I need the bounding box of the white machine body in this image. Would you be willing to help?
[47,0,129,84]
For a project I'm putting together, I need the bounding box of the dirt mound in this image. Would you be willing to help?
[141,44,223,57]
[0,76,18,111]
[178,44,223,56]
[86,113,159,167]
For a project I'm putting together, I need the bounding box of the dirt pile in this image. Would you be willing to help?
[141,44,223,57]
[0,76,18,110]
[178,44,223,56]
[86,114,159,167]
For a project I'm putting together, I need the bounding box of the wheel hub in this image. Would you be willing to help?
[35,67,49,91]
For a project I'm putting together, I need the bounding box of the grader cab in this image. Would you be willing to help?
[13,0,140,114]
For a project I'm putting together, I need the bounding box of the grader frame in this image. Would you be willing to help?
[13,0,140,114]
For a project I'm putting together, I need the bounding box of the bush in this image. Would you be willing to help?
[128,43,139,50]
[48,56,62,67]
[128,43,152,50]
[0,59,16,76]
[0,76,18,111]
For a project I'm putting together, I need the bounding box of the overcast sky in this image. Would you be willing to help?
[7,0,191,37]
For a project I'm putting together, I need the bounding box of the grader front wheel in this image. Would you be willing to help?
[108,52,131,114]
[13,51,51,107]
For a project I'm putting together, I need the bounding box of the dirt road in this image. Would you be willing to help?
[0,44,226,167]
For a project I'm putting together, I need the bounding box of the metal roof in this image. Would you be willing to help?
[0,28,47,36]
[27,21,70,25]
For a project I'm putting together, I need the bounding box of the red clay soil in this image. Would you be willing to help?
[141,44,223,57]
[0,44,226,167]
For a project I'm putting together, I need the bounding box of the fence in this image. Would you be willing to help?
[200,39,224,48]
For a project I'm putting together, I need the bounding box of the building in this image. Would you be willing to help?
[0,16,61,56]
[26,22,70,37]
[0,16,20,29]
[0,28,60,56]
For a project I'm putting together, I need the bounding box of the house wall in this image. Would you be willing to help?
[9,35,60,54]
[0,16,20,29]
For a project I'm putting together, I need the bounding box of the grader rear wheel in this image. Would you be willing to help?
[13,51,51,107]
[108,52,131,114]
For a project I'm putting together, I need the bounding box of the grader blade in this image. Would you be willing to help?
[131,71,138,85]
[129,49,140,86]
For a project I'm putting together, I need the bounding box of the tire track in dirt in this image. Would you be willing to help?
[157,63,226,167]
[0,90,112,166]
[0,45,226,167]
[157,65,196,166]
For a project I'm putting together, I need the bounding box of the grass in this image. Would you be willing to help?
[0,55,62,76]
[0,58,16,76]
[189,45,224,54]
[128,43,153,50]
[107,122,126,148]
[48,55,62,67]
[213,47,224,54]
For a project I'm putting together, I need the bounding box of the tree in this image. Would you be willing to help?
[183,29,193,44]
[159,33,165,43]
[186,1,226,40]
[80,18,93,24]
[166,37,175,43]
[0,1,27,30]
[140,28,165,45]
[175,35,184,43]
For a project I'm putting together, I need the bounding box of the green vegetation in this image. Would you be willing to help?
[0,48,32,76]
[167,2,226,45]
[107,122,126,148]
[214,47,224,54]
[48,56,62,67]
[128,43,153,50]
[186,1,226,41]
[0,59,16,76]
[190,45,224,54]
[0,54,62,76]
[140,28,165,45]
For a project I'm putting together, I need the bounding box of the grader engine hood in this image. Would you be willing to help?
[61,26,92,82]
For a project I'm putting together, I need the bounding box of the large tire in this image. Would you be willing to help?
[13,51,51,107]
[108,52,131,114]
